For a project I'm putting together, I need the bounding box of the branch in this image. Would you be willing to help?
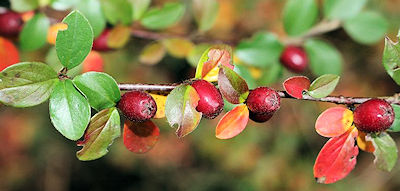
[118,83,400,105]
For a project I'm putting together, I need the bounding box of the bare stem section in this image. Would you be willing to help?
[118,83,400,105]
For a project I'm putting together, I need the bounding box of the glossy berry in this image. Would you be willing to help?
[0,10,23,37]
[92,29,111,51]
[353,99,395,133]
[280,46,308,73]
[118,91,157,122]
[191,79,224,119]
[246,87,280,123]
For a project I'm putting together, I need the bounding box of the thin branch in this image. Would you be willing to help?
[118,83,400,105]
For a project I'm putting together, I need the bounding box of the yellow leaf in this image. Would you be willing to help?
[139,42,166,65]
[357,130,375,153]
[107,25,131,49]
[150,93,167,118]
[162,38,194,58]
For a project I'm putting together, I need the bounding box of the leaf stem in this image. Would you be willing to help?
[118,83,400,105]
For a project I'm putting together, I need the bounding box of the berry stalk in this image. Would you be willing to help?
[118,83,400,105]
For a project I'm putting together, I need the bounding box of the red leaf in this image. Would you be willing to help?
[216,104,249,139]
[0,37,19,72]
[314,128,359,184]
[283,76,310,99]
[123,120,160,154]
[315,107,353,137]
[82,51,104,73]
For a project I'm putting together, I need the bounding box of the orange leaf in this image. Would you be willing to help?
[315,107,353,137]
[82,51,104,73]
[47,23,68,45]
[149,93,167,119]
[0,37,19,72]
[357,130,375,153]
[123,120,160,154]
[195,45,234,82]
[216,104,249,139]
[314,128,358,184]
[283,76,310,99]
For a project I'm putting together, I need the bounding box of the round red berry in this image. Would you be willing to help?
[246,87,280,123]
[117,91,157,122]
[0,10,23,37]
[353,99,395,133]
[92,29,111,51]
[280,46,308,73]
[191,79,224,119]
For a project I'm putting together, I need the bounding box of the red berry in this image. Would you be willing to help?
[191,79,224,119]
[92,29,111,51]
[280,46,308,73]
[246,87,280,123]
[353,99,395,133]
[117,91,157,122]
[0,10,23,37]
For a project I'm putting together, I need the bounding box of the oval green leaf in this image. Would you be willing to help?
[73,72,121,111]
[20,13,50,51]
[49,79,91,140]
[382,37,400,85]
[10,0,39,12]
[100,0,133,25]
[323,0,366,20]
[130,0,151,20]
[304,39,342,76]
[283,0,318,36]
[165,84,202,138]
[193,0,219,32]
[218,65,249,104]
[77,107,121,161]
[366,132,398,172]
[388,104,400,132]
[343,11,388,45]
[56,10,94,70]
[235,32,283,68]
[308,74,340,98]
[76,0,106,38]
[141,2,185,30]
[0,62,58,107]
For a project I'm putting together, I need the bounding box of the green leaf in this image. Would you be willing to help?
[76,0,106,38]
[129,0,151,20]
[50,0,80,10]
[46,47,82,77]
[56,10,94,70]
[258,62,283,86]
[304,39,342,76]
[76,107,121,161]
[343,11,388,45]
[49,79,91,140]
[193,0,219,32]
[100,0,133,25]
[165,85,202,138]
[141,2,185,30]
[388,104,400,132]
[186,43,210,67]
[0,62,58,107]
[20,13,50,51]
[218,65,249,104]
[308,74,340,98]
[382,37,400,85]
[235,32,283,68]
[323,0,366,20]
[367,132,398,172]
[283,0,318,36]
[73,72,121,111]
[10,0,38,12]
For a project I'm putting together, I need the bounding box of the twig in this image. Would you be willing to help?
[118,83,400,105]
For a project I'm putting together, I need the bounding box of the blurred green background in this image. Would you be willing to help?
[2,0,400,190]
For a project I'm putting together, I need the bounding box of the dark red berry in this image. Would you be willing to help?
[0,10,23,37]
[353,99,395,133]
[191,79,224,119]
[92,29,111,51]
[280,46,308,73]
[117,91,157,122]
[246,87,280,123]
